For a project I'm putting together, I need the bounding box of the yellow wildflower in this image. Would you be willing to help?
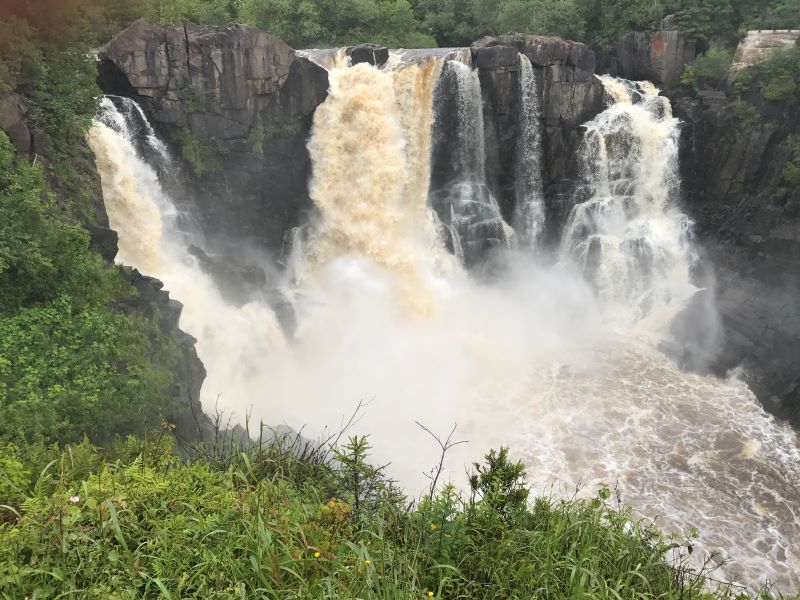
[427,592,434,597]
[365,560,372,565]
[430,523,438,530]
[314,551,321,558]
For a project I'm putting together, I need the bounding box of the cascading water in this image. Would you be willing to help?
[91,61,800,592]
[88,97,286,416]
[561,76,695,328]
[514,54,545,246]
[429,58,513,265]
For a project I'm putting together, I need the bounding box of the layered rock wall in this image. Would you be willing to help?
[732,30,800,69]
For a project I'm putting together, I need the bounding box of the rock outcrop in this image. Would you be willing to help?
[346,44,389,67]
[0,93,31,156]
[468,34,604,244]
[615,29,696,85]
[98,21,329,258]
[676,81,800,424]
[732,30,800,70]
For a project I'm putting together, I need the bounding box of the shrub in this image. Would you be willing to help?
[173,129,229,176]
[755,45,800,103]
[681,47,735,92]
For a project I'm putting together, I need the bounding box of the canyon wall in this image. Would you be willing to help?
[677,81,800,423]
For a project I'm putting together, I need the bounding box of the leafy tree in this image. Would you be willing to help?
[409,0,481,46]
[498,0,588,41]
[239,0,435,48]
[674,0,735,42]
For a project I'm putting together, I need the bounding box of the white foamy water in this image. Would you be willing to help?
[90,63,800,592]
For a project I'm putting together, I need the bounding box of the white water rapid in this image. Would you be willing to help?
[90,64,800,592]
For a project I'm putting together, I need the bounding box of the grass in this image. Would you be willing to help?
[0,428,794,599]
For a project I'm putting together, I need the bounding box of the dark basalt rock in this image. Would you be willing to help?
[468,33,604,246]
[0,93,31,155]
[675,82,800,425]
[346,44,389,67]
[119,268,211,441]
[615,29,696,85]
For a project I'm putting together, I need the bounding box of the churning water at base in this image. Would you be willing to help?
[89,64,800,592]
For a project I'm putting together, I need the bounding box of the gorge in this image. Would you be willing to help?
[78,21,800,591]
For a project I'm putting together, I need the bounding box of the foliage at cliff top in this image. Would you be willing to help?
[3,0,800,61]
[2,433,788,599]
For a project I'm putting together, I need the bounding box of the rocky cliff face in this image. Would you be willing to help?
[469,34,604,245]
[614,29,696,85]
[98,20,329,259]
[677,86,800,424]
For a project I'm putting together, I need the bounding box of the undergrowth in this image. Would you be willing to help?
[0,425,789,599]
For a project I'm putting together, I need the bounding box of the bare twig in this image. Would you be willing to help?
[415,421,467,501]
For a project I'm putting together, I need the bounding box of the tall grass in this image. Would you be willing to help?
[0,430,792,599]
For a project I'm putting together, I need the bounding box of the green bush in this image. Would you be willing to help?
[0,133,124,313]
[173,129,229,176]
[681,47,734,92]
[755,45,800,102]
[0,299,176,445]
[780,135,800,185]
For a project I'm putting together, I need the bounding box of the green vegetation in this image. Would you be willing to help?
[0,131,177,447]
[780,135,800,185]
[681,47,735,92]
[0,433,771,599]
[173,129,229,175]
[755,45,800,101]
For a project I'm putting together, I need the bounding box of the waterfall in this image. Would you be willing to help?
[88,98,286,415]
[561,75,694,328]
[90,68,800,593]
[513,54,545,246]
[429,59,513,265]
[303,60,454,314]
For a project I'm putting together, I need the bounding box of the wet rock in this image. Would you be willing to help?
[119,268,211,441]
[346,44,389,67]
[676,83,800,424]
[469,34,604,246]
